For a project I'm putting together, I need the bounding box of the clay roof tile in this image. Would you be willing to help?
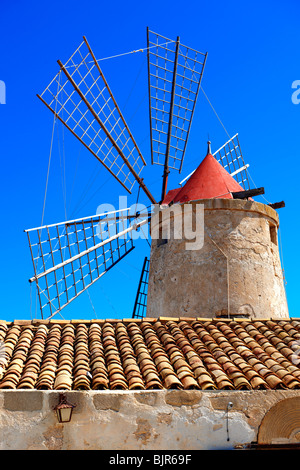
[1,318,300,391]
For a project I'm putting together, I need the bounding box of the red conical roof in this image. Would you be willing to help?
[163,145,244,204]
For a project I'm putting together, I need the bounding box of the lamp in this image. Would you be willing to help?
[54,393,76,423]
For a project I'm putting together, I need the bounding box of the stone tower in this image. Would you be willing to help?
[146,144,289,320]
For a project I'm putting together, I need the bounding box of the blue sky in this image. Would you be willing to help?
[0,0,299,321]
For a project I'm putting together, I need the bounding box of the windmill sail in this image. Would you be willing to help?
[37,36,156,203]
[179,134,250,190]
[26,209,148,319]
[212,134,250,190]
[147,28,207,199]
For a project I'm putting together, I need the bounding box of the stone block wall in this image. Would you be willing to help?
[1,389,300,450]
[147,199,288,319]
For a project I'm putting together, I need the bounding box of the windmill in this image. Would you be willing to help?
[25,29,268,320]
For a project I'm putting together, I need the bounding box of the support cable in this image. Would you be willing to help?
[64,40,176,69]
[40,74,60,227]
[200,86,272,207]
[200,86,231,139]
[33,77,60,318]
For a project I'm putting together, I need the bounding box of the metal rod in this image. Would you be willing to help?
[161,36,180,203]
[179,132,242,187]
[174,92,194,102]
[74,221,86,291]
[230,139,240,176]
[84,37,157,205]
[230,164,249,177]
[36,93,131,194]
[37,229,53,316]
[65,225,78,297]
[46,245,135,320]
[148,51,175,64]
[29,218,148,283]
[85,218,99,280]
[25,207,131,232]
[27,231,44,319]
[58,59,156,205]
[147,27,155,166]
[47,226,61,311]
[149,66,174,78]
[178,51,208,174]
[235,134,250,189]
[51,63,120,154]
[82,36,146,167]
[224,142,235,173]
[55,225,69,304]
[212,133,239,156]
[147,29,177,43]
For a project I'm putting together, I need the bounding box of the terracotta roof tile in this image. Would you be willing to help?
[1,318,300,391]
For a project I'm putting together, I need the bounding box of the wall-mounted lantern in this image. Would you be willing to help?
[54,393,76,423]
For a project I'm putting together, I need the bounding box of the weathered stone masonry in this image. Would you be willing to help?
[147,199,288,320]
[1,389,299,450]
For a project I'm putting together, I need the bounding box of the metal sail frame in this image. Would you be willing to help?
[147,28,208,201]
[37,36,156,204]
[28,29,209,319]
[179,133,251,190]
[213,133,250,190]
[26,209,149,319]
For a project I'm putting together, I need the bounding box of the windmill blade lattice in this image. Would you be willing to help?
[26,209,148,319]
[37,36,155,201]
[27,29,210,320]
[179,133,251,190]
[147,29,207,175]
[213,133,250,190]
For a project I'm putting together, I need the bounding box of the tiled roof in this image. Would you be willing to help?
[1,318,300,391]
